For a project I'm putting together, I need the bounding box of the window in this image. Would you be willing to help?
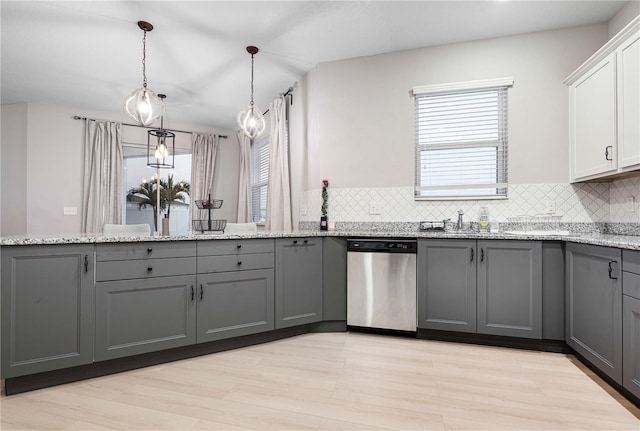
[121,126,192,235]
[250,133,270,223]
[412,78,513,199]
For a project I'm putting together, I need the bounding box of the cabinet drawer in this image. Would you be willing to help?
[197,239,274,256]
[623,250,640,275]
[97,242,196,261]
[197,253,274,273]
[624,271,640,300]
[96,257,196,281]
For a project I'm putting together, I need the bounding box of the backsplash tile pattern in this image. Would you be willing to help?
[609,177,640,223]
[301,183,612,224]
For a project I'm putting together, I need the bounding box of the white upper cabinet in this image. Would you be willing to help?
[618,29,640,169]
[565,16,640,182]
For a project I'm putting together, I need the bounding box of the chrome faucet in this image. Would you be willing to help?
[457,209,464,230]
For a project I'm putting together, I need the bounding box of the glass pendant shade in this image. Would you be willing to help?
[147,128,175,168]
[124,87,165,127]
[237,104,266,139]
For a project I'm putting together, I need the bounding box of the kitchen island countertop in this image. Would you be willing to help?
[2,230,640,251]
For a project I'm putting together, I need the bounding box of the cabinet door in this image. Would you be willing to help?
[197,269,274,343]
[477,241,542,339]
[95,275,196,361]
[623,294,640,398]
[417,240,476,333]
[275,238,323,329]
[323,237,347,321]
[570,52,617,180]
[617,30,640,169]
[566,243,622,383]
[1,245,94,378]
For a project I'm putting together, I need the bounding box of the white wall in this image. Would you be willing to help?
[0,102,237,235]
[0,103,28,236]
[292,23,616,224]
[608,1,640,39]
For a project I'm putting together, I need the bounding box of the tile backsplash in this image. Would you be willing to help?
[300,179,640,225]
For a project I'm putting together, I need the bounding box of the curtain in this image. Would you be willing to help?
[265,96,292,232]
[191,133,219,222]
[82,120,123,234]
[236,131,252,223]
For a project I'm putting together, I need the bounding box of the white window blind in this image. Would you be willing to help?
[413,79,512,199]
[250,134,269,223]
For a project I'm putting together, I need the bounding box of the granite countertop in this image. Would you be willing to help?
[2,230,640,250]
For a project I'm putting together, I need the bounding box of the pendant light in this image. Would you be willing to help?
[124,21,165,126]
[147,94,175,169]
[237,46,266,139]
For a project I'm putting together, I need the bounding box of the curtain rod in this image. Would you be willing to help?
[73,116,228,139]
[263,85,295,116]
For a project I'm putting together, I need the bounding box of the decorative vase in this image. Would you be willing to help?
[162,217,170,236]
[320,215,328,231]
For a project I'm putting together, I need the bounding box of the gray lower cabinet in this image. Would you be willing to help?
[197,269,274,343]
[623,295,640,398]
[417,239,477,333]
[623,249,640,398]
[566,242,622,383]
[1,245,94,378]
[275,238,323,329]
[95,275,197,361]
[196,239,275,342]
[323,237,347,321]
[477,240,542,339]
[94,242,197,361]
[542,242,565,341]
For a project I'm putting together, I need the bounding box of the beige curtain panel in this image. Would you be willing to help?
[82,120,123,234]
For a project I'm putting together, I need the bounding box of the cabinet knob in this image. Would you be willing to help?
[304,239,308,244]
[147,266,153,272]
[147,248,153,253]
[237,261,242,266]
[293,240,298,244]
[237,244,242,249]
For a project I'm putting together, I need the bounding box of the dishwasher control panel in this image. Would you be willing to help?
[347,239,417,253]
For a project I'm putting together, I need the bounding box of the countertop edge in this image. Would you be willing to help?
[2,230,640,251]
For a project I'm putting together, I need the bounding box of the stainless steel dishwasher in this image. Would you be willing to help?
[347,239,417,333]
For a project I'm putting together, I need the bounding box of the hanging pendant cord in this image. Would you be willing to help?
[142,30,148,89]
[250,53,255,106]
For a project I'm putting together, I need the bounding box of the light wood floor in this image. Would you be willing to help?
[1,332,639,431]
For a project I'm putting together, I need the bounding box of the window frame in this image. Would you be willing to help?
[411,77,513,200]
[250,133,270,224]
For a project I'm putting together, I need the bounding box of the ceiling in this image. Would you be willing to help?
[1,1,629,131]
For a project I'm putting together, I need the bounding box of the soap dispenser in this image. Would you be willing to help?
[478,207,490,233]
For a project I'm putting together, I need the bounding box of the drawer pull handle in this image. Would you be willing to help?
[293,240,298,244]
[191,285,194,301]
[147,266,153,272]
[237,244,242,249]
[84,255,89,273]
[480,248,485,263]
[304,239,308,244]
[200,285,204,301]
[237,261,242,266]
[147,248,153,253]
[608,261,618,280]
[470,248,474,263]
[605,146,613,161]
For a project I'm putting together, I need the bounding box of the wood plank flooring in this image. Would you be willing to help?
[1,332,639,430]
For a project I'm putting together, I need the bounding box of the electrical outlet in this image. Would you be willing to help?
[63,206,78,216]
[328,221,336,230]
[626,196,635,213]
[545,200,556,214]
[300,204,308,216]
[369,202,382,215]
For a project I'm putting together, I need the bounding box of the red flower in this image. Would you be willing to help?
[322,180,329,186]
